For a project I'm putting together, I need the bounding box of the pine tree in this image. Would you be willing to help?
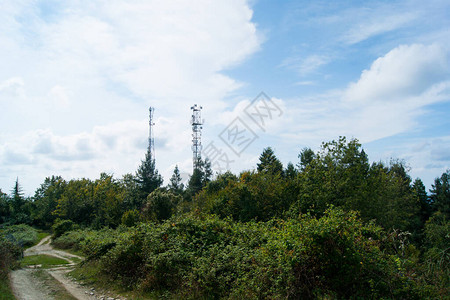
[257,147,283,175]
[135,150,163,204]
[11,178,25,214]
[285,162,297,179]
[412,178,431,224]
[203,158,213,185]
[168,165,184,194]
[186,158,213,197]
[430,170,450,217]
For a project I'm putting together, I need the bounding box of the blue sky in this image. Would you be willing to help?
[0,0,449,195]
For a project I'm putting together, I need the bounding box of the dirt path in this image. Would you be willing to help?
[10,236,116,300]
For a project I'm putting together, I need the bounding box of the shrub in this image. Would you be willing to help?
[80,228,116,260]
[0,237,22,278]
[0,224,38,247]
[121,209,141,227]
[52,219,78,238]
[76,209,420,298]
[52,230,86,250]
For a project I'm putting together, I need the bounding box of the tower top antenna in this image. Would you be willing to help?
[191,104,204,170]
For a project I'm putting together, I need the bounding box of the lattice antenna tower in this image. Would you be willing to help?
[191,104,204,170]
[148,107,155,161]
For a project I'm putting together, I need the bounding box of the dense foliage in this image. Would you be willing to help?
[1,136,449,298]
[0,224,38,279]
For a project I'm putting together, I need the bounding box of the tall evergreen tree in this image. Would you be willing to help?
[257,147,283,175]
[168,165,184,194]
[203,158,213,185]
[285,162,297,179]
[430,170,450,217]
[412,178,431,224]
[11,178,25,213]
[135,150,163,205]
[186,158,213,197]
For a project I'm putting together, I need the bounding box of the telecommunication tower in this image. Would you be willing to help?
[148,107,155,161]
[191,104,204,170]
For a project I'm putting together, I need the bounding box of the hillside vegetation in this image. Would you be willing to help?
[1,137,449,298]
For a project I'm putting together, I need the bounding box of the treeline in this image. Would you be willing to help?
[1,137,449,298]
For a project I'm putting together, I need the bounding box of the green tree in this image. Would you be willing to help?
[135,150,163,205]
[120,173,142,211]
[296,137,369,215]
[297,147,315,171]
[257,147,283,175]
[0,189,11,224]
[11,178,25,214]
[32,176,66,228]
[91,173,125,228]
[168,165,184,194]
[285,162,297,179]
[186,158,212,198]
[412,178,431,224]
[10,178,30,224]
[203,158,213,185]
[54,178,94,226]
[143,188,181,222]
[429,170,450,217]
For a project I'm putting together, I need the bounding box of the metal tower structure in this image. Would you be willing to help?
[191,104,204,170]
[148,107,155,161]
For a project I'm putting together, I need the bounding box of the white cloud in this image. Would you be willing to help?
[343,12,417,45]
[272,43,450,148]
[345,44,449,104]
[0,0,261,193]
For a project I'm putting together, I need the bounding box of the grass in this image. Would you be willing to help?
[23,230,50,250]
[21,255,69,268]
[0,276,15,300]
[57,247,84,260]
[32,269,77,300]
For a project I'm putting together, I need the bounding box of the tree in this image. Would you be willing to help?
[285,162,297,179]
[143,188,181,222]
[257,147,283,175]
[168,165,184,194]
[186,158,213,198]
[0,189,11,224]
[187,162,204,197]
[203,158,213,185]
[135,150,163,205]
[120,173,142,211]
[412,178,431,224]
[11,178,25,214]
[10,178,30,224]
[32,176,66,228]
[297,147,315,171]
[429,170,450,217]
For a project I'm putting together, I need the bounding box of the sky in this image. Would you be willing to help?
[1,0,449,196]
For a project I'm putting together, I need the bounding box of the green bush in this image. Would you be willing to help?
[52,230,87,250]
[121,209,141,227]
[0,224,38,247]
[52,218,78,238]
[80,228,116,260]
[0,237,22,278]
[77,208,420,298]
